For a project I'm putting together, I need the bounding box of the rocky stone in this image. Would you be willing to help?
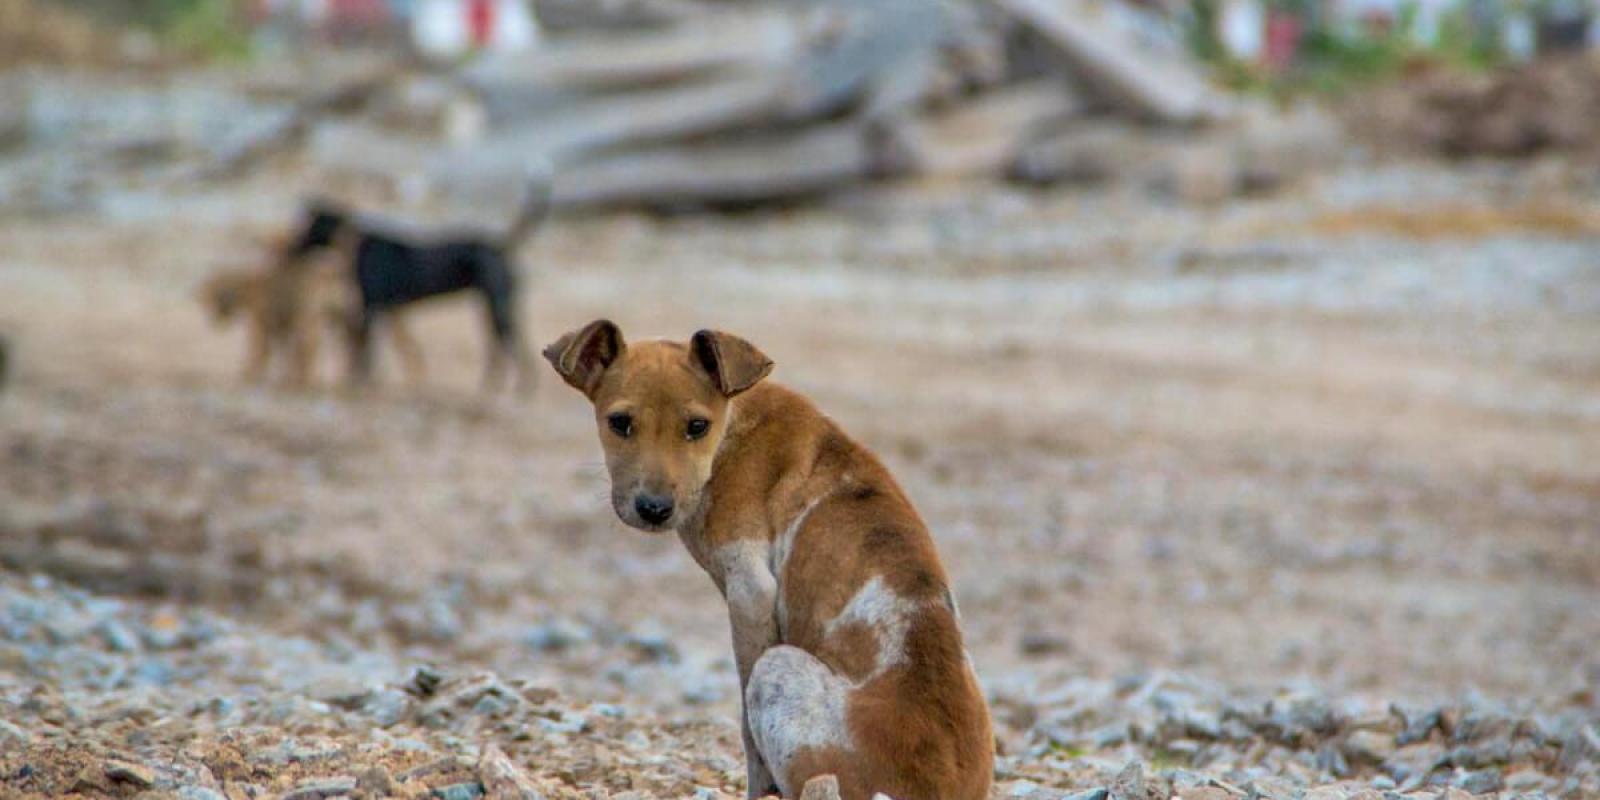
[1453,769,1502,794]
[1559,724,1600,771]
[1110,761,1148,800]
[1176,789,1231,800]
[178,787,227,800]
[362,687,415,727]
[102,759,155,788]
[1393,707,1441,746]
[1344,730,1396,764]
[1505,769,1552,791]
[281,776,359,800]
[432,782,486,800]
[1246,777,1301,800]
[1019,631,1072,656]
[479,742,544,800]
[356,765,398,797]
[0,719,30,745]
[624,622,680,663]
[97,618,141,652]
[522,619,593,652]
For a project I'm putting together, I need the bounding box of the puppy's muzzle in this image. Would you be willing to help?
[633,494,675,526]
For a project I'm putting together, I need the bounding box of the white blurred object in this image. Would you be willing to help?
[1217,0,1263,61]
[1503,10,1536,61]
[299,0,329,24]
[412,0,541,60]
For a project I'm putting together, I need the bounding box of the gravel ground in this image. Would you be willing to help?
[0,154,1597,799]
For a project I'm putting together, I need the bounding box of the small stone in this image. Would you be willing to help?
[356,765,398,797]
[408,665,445,697]
[103,759,155,788]
[432,782,486,800]
[1019,631,1072,656]
[1504,770,1551,791]
[1559,724,1600,771]
[178,787,227,800]
[1301,789,1344,800]
[1110,762,1148,800]
[0,719,29,745]
[306,675,371,709]
[1009,781,1041,797]
[479,742,544,800]
[624,622,679,663]
[1394,707,1441,746]
[1453,770,1502,794]
[1246,777,1300,800]
[98,619,141,652]
[282,777,359,800]
[362,687,414,727]
[522,620,592,653]
[799,774,842,800]
[1345,730,1396,764]
[1064,790,1110,800]
[1177,789,1231,800]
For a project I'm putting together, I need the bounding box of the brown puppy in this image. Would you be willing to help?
[198,248,423,387]
[545,321,993,800]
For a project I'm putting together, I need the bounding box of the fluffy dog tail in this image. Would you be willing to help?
[502,168,554,251]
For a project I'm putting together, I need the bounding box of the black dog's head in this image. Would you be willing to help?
[287,199,351,258]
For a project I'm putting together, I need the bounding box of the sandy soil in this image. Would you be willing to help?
[1,159,1597,799]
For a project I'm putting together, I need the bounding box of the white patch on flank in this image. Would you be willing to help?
[824,575,919,682]
[771,494,825,638]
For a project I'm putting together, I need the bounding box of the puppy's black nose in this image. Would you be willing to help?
[635,495,674,525]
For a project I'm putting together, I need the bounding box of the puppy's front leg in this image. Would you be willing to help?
[723,544,780,798]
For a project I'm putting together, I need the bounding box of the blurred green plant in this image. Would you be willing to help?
[65,0,252,59]
[1183,0,1507,100]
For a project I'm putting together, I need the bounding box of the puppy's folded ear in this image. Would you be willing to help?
[691,329,773,397]
[544,320,625,396]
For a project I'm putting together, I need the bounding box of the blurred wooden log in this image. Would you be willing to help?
[202,65,402,180]
[1009,120,1169,187]
[995,0,1229,125]
[553,122,872,209]
[531,0,711,32]
[1010,104,1343,201]
[310,120,438,184]
[461,70,807,167]
[901,80,1083,178]
[467,8,802,92]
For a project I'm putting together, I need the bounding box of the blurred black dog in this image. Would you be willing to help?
[287,178,551,393]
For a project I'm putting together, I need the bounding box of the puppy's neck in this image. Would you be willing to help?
[677,382,816,554]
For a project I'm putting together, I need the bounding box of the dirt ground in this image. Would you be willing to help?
[1,157,1598,799]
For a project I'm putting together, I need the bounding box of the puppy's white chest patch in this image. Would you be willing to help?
[824,575,918,682]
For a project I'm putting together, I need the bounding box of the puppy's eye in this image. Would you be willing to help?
[685,418,711,440]
[607,413,633,438]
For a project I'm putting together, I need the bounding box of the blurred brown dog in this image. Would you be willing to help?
[198,244,423,387]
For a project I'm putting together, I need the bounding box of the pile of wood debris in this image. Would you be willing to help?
[0,0,132,70]
[1354,54,1600,160]
[293,0,1342,211]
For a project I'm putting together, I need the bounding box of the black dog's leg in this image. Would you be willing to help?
[481,284,520,394]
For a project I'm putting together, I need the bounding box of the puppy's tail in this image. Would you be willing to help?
[501,166,554,252]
